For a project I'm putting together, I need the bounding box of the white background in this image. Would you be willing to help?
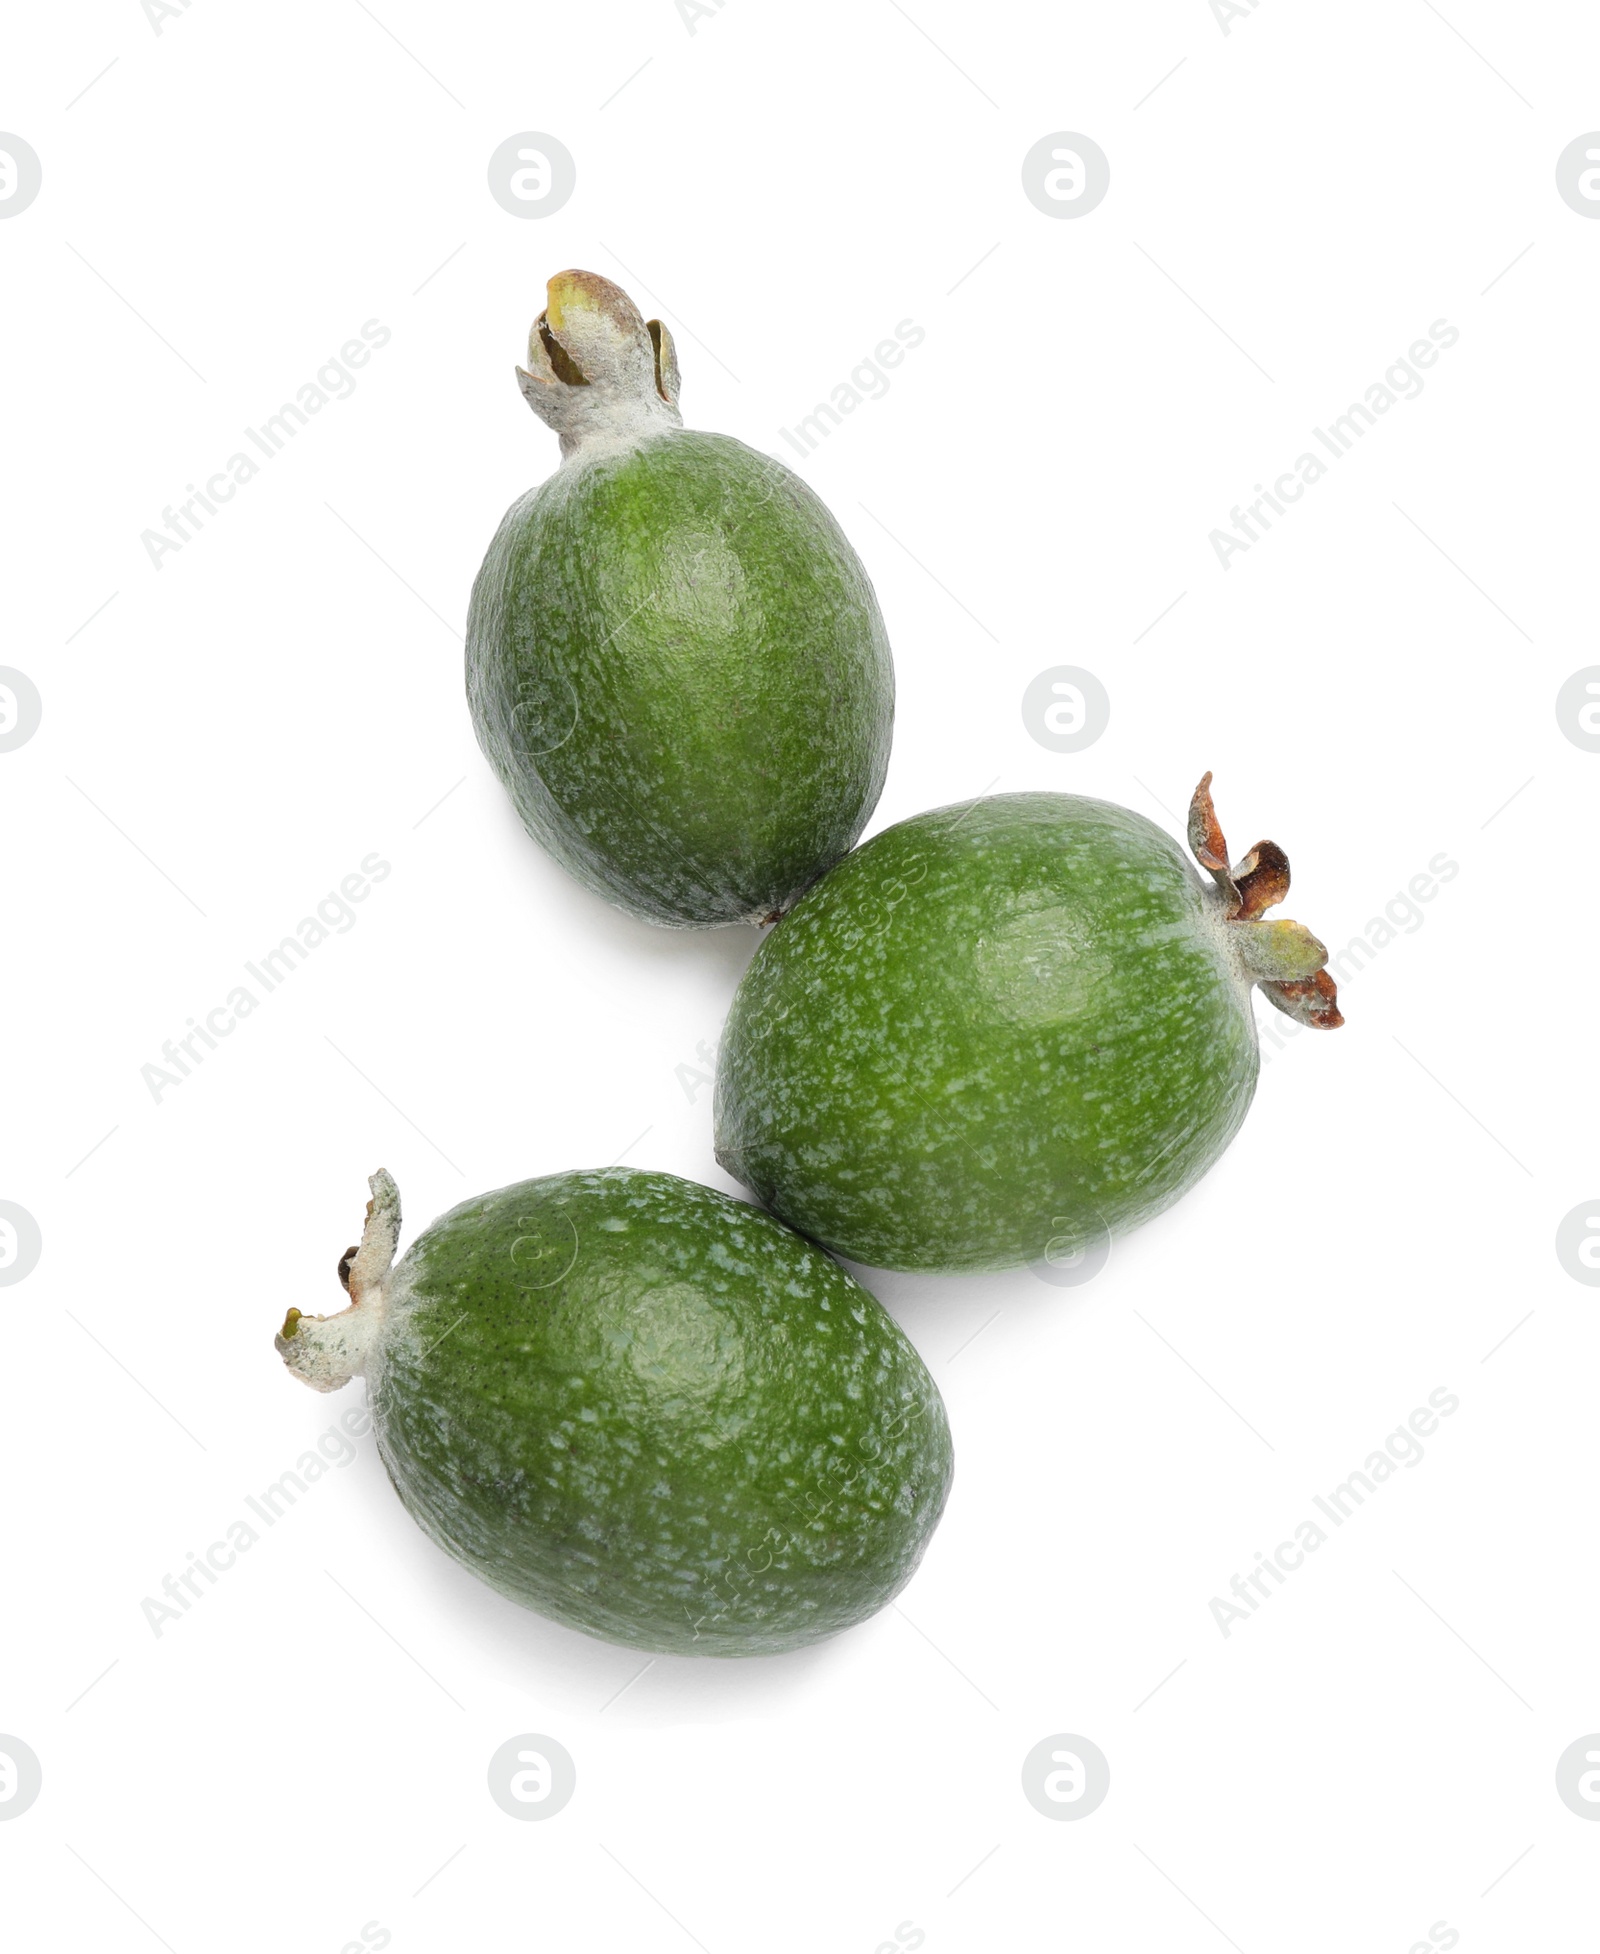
[3,1,1598,1948]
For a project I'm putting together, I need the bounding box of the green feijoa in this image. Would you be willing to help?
[466,270,893,928]
[276,1168,952,1656]
[714,775,1342,1274]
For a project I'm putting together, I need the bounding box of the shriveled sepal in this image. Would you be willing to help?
[275,1170,401,1392]
[516,269,684,457]
[1189,773,1344,1030]
[1260,969,1343,1029]
[1231,840,1291,922]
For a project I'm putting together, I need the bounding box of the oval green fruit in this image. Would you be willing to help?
[714,776,1342,1273]
[276,1167,952,1656]
[466,271,894,927]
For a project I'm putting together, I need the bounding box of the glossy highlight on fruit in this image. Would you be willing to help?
[466,270,894,927]
[276,1168,952,1656]
[714,776,1342,1274]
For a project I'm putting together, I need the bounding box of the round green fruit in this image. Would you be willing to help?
[714,776,1342,1274]
[276,1167,952,1656]
[466,270,894,927]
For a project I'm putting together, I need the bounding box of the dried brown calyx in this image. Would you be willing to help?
[1188,773,1344,1030]
[516,270,683,457]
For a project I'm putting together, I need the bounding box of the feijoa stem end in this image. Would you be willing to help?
[1189,774,1344,1030]
[274,1170,401,1393]
[516,270,684,457]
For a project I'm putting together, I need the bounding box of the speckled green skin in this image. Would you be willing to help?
[466,431,893,927]
[369,1170,951,1655]
[714,794,1260,1273]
